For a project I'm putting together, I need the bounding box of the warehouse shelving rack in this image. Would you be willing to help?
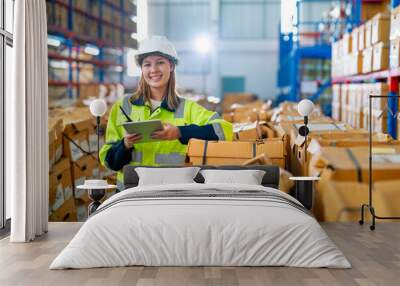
[46,0,137,100]
[277,0,362,112]
[331,0,400,139]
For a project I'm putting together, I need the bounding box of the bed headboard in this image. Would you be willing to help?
[123,165,280,190]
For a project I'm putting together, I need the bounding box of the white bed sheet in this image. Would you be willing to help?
[50,183,351,269]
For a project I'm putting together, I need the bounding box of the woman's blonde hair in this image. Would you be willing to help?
[132,61,180,110]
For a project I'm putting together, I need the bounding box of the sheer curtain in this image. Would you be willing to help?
[9,0,49,242]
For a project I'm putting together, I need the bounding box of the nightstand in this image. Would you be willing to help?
[289,177,320,210]
[76,180,117,216]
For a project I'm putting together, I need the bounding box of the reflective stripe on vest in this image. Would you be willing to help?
[132,150,143,163]
[209,112,220,121]
[117,180,124,191]
[212,122,225,140]
[154,152,186,165]
[174,98,186,118]
[122,95,133,117]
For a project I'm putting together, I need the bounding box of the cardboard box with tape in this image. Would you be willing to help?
[372,42,389,71]
[224,100,271,113]
[389,37,400,69]
[48,117,64,168]
[310,146,400,183]
[49,157,73,217]
[221,93,258,112]
[371,13,390,45]
[391,5,400,40]
[223,109,269,123]
[72,154,99,203]
[280,122,354,176]
[233,121,277,141]
[187,138,287,169]
[310,146,400,221]
[49,197,77,222]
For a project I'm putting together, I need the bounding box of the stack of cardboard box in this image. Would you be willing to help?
[221,93,258,113]
[371,13,390,72]
[332,82,389,131]
[48,117,76,222]
[390,6,400,69]
[309,145,400,221]
[362,82,389,133]
[260,99,400,222]
[189,96,286,170]
[48,106,115,222]
[187,97,290,191]
[221,95,271,123]
[332,9,391,76]
[278,121,353,176]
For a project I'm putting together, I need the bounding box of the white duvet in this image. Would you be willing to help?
[50,183,351,269]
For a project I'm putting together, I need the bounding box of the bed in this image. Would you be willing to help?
[50,165,351,269]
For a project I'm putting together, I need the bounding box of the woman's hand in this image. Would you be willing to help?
[151,123,181,141]
[124,133,143,149]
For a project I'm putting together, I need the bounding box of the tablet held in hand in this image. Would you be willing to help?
[122,120,163,143]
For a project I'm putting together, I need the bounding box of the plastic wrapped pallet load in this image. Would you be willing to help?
[309,146,400,221]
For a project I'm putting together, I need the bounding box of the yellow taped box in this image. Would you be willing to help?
[309,146,400,183]
[187,138,287,169]
[314,170,400,222]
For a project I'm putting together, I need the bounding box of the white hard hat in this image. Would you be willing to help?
[135,36,179,66]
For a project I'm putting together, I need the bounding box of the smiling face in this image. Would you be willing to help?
[141,55,173,89]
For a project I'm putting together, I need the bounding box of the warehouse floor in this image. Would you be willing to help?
[0,222,399,286]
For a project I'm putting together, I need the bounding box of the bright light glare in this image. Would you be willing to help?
[84,45,100,56]
[47,37,61,47]
[207,96,220,104]
[281,0,297,34]
[49,61,69,69]
[114,66,123,73]
[194,36,212,54]
[127,49,140,77]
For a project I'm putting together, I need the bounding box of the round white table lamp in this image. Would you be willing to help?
[297,99,315,117]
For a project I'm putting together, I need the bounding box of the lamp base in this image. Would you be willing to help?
[88,188,106,216]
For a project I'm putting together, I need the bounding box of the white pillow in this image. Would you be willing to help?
[135,167,201,186]
[200,169,266,185]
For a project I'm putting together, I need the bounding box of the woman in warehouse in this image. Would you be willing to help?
[99,36,233,190]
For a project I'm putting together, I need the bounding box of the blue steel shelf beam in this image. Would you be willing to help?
[277,0,361,106]
[47,0,136,100]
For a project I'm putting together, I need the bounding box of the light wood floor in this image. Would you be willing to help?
[0,222,399,286]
